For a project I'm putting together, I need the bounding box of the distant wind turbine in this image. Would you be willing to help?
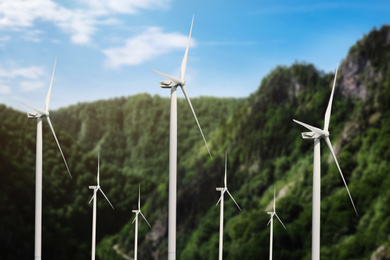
[293,64,358,260]
[151,15,212,260]
[216,151,241,260]
[132,183,151,260]
[89,151,114,260]
[21,58,71,260]
[267,186,286,260]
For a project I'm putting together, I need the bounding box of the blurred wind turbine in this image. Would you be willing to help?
[151,15,211,260]
[21,58,71,260]
[267,186,286,260]
[132,183,151,260]
[293,64,358,260]
[216,151,241,260]
[89,151,114,260]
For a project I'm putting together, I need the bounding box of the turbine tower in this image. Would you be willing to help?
[267,186,286,260]
[132,183,151,260]
[293,64,358,260]
[89,151,114,260]
[21,58,72,260]
[151,15,211,260]
[216,151,241,260]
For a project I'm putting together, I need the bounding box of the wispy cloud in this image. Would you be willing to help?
[102,27,194,68]
[79,0,170,14]
[0,63,47,93]
[0,82,11,94]
[0,35,11,42]
[0,35,11,48]
[0,0,172,45]
[201,41,259,46]
[19,80,46,91]
[251,2,390,15]
[0,65,45,79]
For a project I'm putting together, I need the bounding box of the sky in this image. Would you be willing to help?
[0,0,389,111]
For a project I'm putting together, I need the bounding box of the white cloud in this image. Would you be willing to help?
[103,27,194,68]
[0,0,172,45]
[19,80,45,91]
[0,65,45,79]
[80,0,170,14]
[0,63,47,94]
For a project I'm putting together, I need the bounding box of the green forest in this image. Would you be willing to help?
[1,25,390,259]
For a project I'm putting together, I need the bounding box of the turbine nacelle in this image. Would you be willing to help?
[302,131,322,140]
[159,80,185,88]
[27,112,42,119]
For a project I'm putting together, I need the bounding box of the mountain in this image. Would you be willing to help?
[1,25,390,260]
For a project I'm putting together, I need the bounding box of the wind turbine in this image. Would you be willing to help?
[293,64,358,260]
[132,183,151,260]
[89,150,114,260]
[216,151,241,260]
[151,15,211,260]
[21,58,71,260]
[267,186,286,260]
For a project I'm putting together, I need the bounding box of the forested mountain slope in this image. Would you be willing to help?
[1,25,390,260]
[0,95,242,259]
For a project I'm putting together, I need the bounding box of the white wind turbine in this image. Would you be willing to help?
[132,183,151,260]
[216,151,241,260]
[89,151,114,260]
[267,186,286,260]
[21,58,72,260]
[151,15,212,260]
[293,64,358,260]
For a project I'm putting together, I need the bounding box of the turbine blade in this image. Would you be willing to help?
[226,190,241,211]
[324,63,338,131]
[138,183,141,210]
[216,191,225,205]
[45,57,57,113]
[267,214,273,226]
[97,150,100,187]
[275,213,287,230]
[293,119,325,136]
[140,211,152,228]
[224,151,227,188]
[181,86,212,158]
[180,15,194,80]
[273,185,276,212]
[324,137,358,216]
[46,116,72,179]
[151,69,181,84]
[89,192,96,204]
[132,214,137,224]
[99,188,114,209]
[21,102,46,115]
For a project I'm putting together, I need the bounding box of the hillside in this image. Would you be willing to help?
[0,95,242,259]
[1,25,390,260]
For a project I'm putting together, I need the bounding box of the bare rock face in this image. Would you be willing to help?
[338,25,390,101]
[371,245,390,260]
[339,55,369,101]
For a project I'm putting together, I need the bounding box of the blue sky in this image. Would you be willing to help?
[0,0,389,111]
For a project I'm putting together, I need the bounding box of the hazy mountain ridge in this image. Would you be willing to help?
[1,25,390,260]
